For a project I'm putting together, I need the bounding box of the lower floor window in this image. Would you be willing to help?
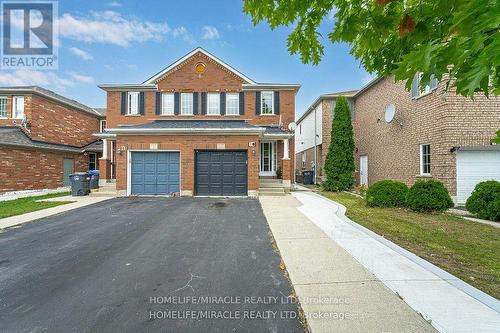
[420,144,431,175]
[89,153,97,171]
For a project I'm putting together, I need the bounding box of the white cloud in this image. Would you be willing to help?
[67,72,94,83]
[202,26,220,40]
[362,73,377,85]
[68,47,93,60]
[107,1,122,7]
[57,11,170,47]
[0,69,94,91]
[172,26,195,44]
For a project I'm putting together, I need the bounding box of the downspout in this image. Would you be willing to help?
[313,105,317,184]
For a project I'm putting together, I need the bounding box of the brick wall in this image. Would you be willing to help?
[0,147,87,192]
[353,76,500,195]
[105,52,295,131]
[0,93,100,147]
[114,135,260,194]
[29,94,100,147]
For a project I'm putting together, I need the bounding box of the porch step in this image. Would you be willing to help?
[259,179,284,188]
[258,187,286,196]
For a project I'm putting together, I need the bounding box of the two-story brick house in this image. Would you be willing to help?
[296,76,500,204]
[98,48,299,196]
[0,86,104,192]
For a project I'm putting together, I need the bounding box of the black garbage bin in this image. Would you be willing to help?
[302,171,314,185]
[88,170,100,189]
[69,172,91,196]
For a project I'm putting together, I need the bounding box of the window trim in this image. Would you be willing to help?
[99,120,107,132]
[419,144,431,176]
[0,96,7,119]
[260,91,274,115]
[88,153,97,171]
[225,92,239,116]
[127,92,140,115]
[161,92,175,116]
[180,92,193,115]
[12,96,25,119]
[206,92,220,115]
[411,73,438,99]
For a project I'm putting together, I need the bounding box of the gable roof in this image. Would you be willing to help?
[0,86,101,117]
[296,89,358,124]
[143,47,256,85]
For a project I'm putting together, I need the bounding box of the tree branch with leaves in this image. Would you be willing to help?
[243,0,500,97]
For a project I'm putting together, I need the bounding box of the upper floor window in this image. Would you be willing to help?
[180,93,193,115]
[261,91,274,115]
[13,96,24,119]
[226,93,239,115]
[161,93,174,115]
[127,92,139,115]
[207,93,220,115]
[99,120,107,132]
[0,96,7,118]
[420,144,431,175]
[411,73,438,98]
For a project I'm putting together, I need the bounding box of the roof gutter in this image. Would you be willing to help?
[98,84,158,92]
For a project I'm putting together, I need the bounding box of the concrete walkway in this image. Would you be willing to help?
[279,191,500,333]
[0,196,114,229]
[260,195,436,333]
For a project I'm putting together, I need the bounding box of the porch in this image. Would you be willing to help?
[258,127,294,196]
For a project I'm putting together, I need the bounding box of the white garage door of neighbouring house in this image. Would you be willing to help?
[456,149,500,204]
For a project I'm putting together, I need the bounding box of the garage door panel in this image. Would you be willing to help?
[131,152,180,195]
[195,151,247,196]
[456,150,500,204]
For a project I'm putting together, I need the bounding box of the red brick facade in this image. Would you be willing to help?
[0,90,102,192]
[104,50,297,196]
[0,147,87,192]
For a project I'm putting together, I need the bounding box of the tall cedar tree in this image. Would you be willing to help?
[323,96,355,191]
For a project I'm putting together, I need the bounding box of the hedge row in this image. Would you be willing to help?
[365,179,453,212]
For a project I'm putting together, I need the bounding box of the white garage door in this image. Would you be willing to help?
[456,150,500,204]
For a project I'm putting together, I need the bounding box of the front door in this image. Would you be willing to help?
[360,155,368,186]
[260,142,276,176]
[63,158,74,187]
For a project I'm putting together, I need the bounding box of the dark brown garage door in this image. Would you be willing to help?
[195,150,248,196]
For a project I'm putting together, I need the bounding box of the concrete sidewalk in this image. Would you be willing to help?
[260,195,436,333]
[287,191,500,333]
[0,196,114,229]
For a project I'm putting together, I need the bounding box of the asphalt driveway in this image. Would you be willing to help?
[0,197,305,333]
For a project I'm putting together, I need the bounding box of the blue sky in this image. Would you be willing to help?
[0,0,374,118]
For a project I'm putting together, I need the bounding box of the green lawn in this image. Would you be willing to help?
[0,192,73,219]
[321,191,500,300]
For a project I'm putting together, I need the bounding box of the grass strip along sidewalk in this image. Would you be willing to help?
[321,191,500,300]
[0,192,73,219]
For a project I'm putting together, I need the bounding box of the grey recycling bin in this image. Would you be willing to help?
[302,171,314,185]
[69,172,91,196]
[88,170,100,189]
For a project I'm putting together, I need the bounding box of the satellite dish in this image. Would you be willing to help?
[288,122,297,131]
[384,104,396,123]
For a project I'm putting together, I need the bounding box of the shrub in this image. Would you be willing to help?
[323,96,355,191]
[366,180,408,207]
[406,180,454,212]
[465,181,500,221]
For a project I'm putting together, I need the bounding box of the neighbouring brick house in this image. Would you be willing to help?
[294,90,357,182]
[0,86,105,193]
[98,48,299,196]
[296,76,500,204]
